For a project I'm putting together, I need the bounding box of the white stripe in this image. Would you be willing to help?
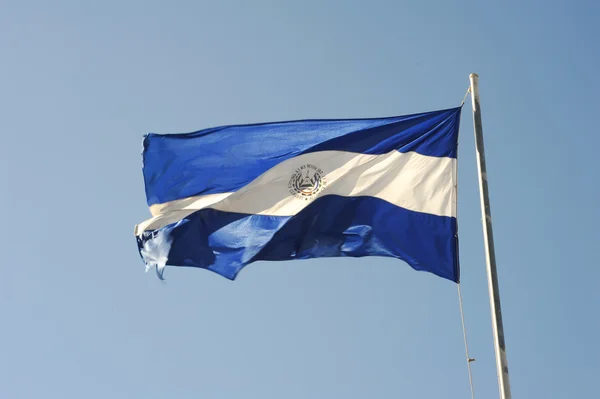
[135,150,456,235]
[149,192,232,217]
[135,192,234,235]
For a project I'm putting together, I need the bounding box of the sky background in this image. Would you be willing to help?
[2,0,599,398]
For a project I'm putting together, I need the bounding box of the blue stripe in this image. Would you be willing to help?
[137,195,459,283]
[143,107,461,206]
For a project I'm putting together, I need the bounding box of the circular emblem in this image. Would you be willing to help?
[288,164,327,200]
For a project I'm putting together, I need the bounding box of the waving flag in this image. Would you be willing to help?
[135,107,462,282]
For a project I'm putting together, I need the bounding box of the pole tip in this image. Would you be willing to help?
[469,73,479,79]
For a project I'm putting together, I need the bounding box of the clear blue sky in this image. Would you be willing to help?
[2,1,599,398]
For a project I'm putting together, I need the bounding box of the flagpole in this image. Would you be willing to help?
[468,73,512,399]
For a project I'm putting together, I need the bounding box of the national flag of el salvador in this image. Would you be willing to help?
[135,107,462,282]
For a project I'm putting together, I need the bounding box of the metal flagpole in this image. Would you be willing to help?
[468,73,512,399]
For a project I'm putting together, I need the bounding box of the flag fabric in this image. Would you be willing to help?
[135,107,462,282]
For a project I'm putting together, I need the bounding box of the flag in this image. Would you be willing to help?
[135,107,462,282]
